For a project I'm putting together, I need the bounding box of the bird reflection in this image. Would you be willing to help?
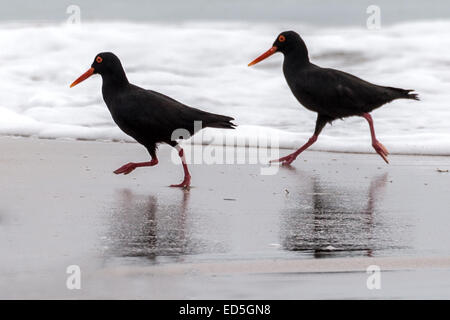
[103,189,190,262]
[281,172,390,258]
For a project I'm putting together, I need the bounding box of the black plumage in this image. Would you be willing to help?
[249,31,418,165]
[71,52,235,188]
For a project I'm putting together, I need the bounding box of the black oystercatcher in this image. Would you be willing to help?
[71,52,236,188]
[248,31,418,165]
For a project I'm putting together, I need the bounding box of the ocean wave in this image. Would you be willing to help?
[1,21,449,155]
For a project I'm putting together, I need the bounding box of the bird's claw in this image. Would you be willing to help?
[114,162,137,175]
[270,154,297,166]
[170,176,191,189]
[372,141,389,164]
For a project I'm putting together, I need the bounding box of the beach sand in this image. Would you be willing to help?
[1,136,449,299]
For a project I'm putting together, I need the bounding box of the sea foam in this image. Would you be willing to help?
[0,21,449,155]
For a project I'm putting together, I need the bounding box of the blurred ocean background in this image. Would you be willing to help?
[1,0,450,154]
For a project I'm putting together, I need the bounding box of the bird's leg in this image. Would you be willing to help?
[114,157,159,175]
[270,136,318,165]
[270,114,328,166]
[170,145,191,189]
[362,113,389,164]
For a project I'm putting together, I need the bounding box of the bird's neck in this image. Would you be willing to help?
[283,43,310,69]
[101,69,129,90]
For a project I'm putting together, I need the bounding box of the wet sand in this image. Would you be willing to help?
[0,136,449,299]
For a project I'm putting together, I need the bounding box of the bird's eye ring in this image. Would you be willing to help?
[96,56,103,63]
[278,35,286,42]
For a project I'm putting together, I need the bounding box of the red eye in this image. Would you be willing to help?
[278,35,286,42]
[96,56,103,63]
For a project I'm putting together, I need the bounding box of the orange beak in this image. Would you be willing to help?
[70,67,95,88]
[248,46,278,66]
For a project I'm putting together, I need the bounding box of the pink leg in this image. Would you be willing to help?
[170,146,191,188]
[270,135,318,166]
[114,157,158,175]
[362,113,389,164]
[270,114,329,166]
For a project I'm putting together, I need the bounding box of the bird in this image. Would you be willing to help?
[70,52,236,188]
[248,31,418,165]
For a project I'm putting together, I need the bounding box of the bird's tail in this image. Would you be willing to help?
[386,87,420,101]
[204,114,237,129]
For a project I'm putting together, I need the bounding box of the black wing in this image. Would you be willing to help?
[110,85,235,144]
[289,65,416,118]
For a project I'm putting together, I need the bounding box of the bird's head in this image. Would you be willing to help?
[248,31,308,66]
[70,52,126,87]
